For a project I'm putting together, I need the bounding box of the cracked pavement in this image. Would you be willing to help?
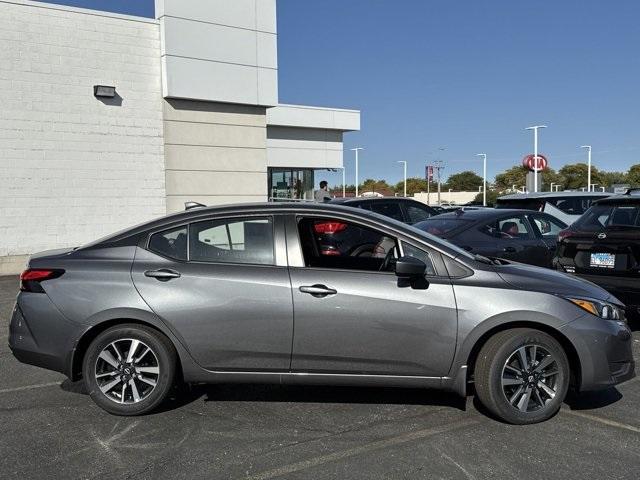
[1,275,639,479]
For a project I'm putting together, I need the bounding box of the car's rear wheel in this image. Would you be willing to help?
[82,324,176,415]
[475,328,570,424]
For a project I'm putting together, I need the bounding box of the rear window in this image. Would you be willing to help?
[546,196,602,215]
[574,205,640,231]
[413,218,472,236]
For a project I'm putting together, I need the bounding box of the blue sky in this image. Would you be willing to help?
[37,1,640,185]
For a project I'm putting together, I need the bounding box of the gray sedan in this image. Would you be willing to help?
[9,203,635,424]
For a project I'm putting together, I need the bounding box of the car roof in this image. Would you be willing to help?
[594,194,640,206]
[329,197,421,204]
[421,208,544,222]
[81,202,462,258]
[498,191,612,200]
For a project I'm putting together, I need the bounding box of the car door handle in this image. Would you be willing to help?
[299,284,337,297]
[144,269,181,280]
[503,247,517,253]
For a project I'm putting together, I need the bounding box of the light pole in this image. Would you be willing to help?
[350,147,363,197]
[525,125,547,193]
[581,145,592,192]
[339,167,346,198]
[476,153,487,206]
[434,160,445,205]
[397,161,407,197]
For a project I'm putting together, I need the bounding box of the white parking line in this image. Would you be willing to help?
[0,382,60,394]
[562,409,640,433]
[245,418,480,480]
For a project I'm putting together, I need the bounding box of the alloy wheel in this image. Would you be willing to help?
[94,338,160,404]
[501,344,559,413]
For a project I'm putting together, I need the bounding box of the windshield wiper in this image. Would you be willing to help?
[473,254,494,265]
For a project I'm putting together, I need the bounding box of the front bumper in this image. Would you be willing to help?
[560,314,635,392]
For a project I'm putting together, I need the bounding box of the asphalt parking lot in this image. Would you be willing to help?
[1,275,639,480]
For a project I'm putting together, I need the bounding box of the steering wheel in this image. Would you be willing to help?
[379,248,395,271]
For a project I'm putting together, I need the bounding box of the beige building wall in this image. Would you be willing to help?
[163,99,269,212]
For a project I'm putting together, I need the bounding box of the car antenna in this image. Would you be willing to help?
[185,201,206,210]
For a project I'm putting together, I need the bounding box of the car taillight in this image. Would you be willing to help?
[20,269,64,292]
[558,229,574,242]
[314,221,347,234]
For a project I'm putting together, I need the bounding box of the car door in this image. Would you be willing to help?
[474,214,549,266]
[527,213,568,267]
[285,214,458,377]
[131,215,293,371]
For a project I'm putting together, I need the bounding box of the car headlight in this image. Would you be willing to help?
[565,297,624,320]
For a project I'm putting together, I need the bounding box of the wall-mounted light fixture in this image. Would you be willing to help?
[93,85,116,98]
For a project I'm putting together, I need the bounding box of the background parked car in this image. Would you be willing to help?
[330,197,439,224]
[555,189,640,320]
[496,191,611,225]
[414,209,568,268]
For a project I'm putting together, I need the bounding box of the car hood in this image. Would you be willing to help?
[495,262,620,305]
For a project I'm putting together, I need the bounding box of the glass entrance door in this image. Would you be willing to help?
[269,168,315,201]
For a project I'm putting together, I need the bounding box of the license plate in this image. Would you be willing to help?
[590,253,615,268]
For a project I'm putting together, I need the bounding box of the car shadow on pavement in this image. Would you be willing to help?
[564,388,624,411]
[169,384,469,412]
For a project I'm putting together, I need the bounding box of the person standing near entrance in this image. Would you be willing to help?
[314,180,332,203]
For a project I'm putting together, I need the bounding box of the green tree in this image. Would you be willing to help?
[360,178,392,193]
[493,165,562,192]
[600,171,628,188]
[443,171,483,191]
[627,164,640,186]
[394,177,428,196]
[558,163,603,190]
[474,189,500,207]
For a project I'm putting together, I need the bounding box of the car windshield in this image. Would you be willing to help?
[413,218,473,236]
[573,204,640,231]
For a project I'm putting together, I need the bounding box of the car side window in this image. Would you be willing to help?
[401,242,437,276]
[297,217,399,272]
[148,226,187,261]
[404,203,432,223]
[368,202,405,222]
[189,217,274,265]
[529,214,566,238]
[480,216,531,239]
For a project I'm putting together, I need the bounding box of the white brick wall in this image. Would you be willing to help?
[0,0,165,270]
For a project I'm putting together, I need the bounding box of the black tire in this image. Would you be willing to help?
[475,328,570,425]
[82,324,177,416]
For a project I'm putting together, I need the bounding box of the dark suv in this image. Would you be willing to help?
[555,189,640,319]
[330,197,438,224]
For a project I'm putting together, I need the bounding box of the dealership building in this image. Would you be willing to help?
[0,0,360,273]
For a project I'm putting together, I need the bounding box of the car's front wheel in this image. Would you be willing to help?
[82,324,176,415]
[474,328,570,424]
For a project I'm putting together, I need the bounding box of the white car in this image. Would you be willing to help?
[496,192,611,225]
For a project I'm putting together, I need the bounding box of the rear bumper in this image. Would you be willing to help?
[560,315,635,392]
[8,294,80,377]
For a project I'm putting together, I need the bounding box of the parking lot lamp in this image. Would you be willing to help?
[476,153,487,206]
[350,147,363,197]
[525,125,547,193]
[397,161,407,197]
[581,145,592,192]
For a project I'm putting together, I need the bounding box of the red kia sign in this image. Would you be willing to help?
[522,154,548,172]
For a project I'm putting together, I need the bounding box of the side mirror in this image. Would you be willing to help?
[395,256,427,279]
